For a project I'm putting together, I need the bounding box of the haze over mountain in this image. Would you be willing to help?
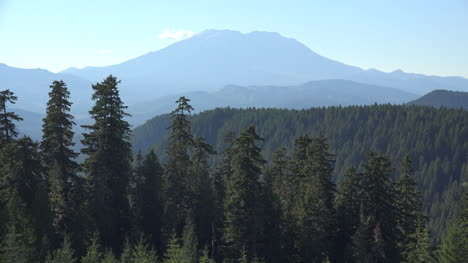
[408,90,468,110]
[0,63,93,118]
[2,29,468,133]
[61,29,468,101]
[129,79,417,124]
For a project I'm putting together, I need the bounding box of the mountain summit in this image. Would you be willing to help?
[62,29,362,103]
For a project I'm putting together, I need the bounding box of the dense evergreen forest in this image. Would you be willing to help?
[133,103,468,241]
[0,76,467,263]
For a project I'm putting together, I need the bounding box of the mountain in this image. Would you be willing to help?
[408,90,468,109]
[62,29,468,102]
[131,104,468,239]
[13,108,45,140]
[128,79,418,124]
[61,30,362,104]
[0,63,93,118]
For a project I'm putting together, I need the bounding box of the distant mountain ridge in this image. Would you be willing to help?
[129,79,418,124]
[0,63,92,118]
[408,90,468,109]
[60,29,468,101]
[2,29,468,131]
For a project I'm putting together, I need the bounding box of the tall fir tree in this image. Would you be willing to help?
[163,96,195,237]
[41,80,80,245]
[162,235,183,263]
[394,156,425,261]
[403,221,433,263]
[435,190,468,263]
[360,152,399,262]
[133,149,163,249]
[0,137,51,262]
[0,193,36,263]
[191,136,216,247]
[0,90,22,147]
[293,135,336,262]
[81,75,132,252]
[81,236,102,263]
[335,167,362,262]
[212,131,236,260]
[260,149,284,263]
[46,236,77,263]
[181,216,199,263]
[223,125,266,261]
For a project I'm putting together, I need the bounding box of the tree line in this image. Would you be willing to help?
[132,104,468,242]
[0,76,466,263]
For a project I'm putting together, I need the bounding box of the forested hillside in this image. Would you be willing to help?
[408,89,468,109]
[1,78,467,263]
[133,105,468,240]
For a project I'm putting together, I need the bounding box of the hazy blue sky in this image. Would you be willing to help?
[1,0,467,77]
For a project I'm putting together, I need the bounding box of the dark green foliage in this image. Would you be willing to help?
[81,236,102,263]
[162,235,183,263]
[129,238,159,263]
[335,167,362,262]
[293,135,336,262]
[133,105,468,240]
[101,250,118,263]
[0,89,23,147]
[360,152,398,262]
[395,156,425,261]
[223,126,266,260]
[132,149,163,248]
[41,80,80,246]
[199,246,215,263]
[408,89,468,109]
[0,137,50,262]
[181,216,199,263]
[0,196,35,263]
[81,75,132,252]
[351,214,372,263]
[2,87,468,263]
[191,137,216,246]
[435,190,468,263]
[163,96,195,237]
[403,221,433,263]
[46,236,77,263]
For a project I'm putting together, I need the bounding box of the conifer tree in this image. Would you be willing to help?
[199,246,215,263]
[351,213,372,263]
[130,238,159,263]
[163,96,195,237]
[133,149,163,249]
[81,236,102,263]
[335,167,362,261]
[101,250,118,263]
[260,149,284,263]
[181,216,199,263]
[0,194,35,263]
[0,137,50,261]
[293,135,336,262]
[46,236,77,263]
[360,152,399,262]
[81,75,132,252]
[0,89,22,147]
[435,190,468,263]
[212,131,236,259]
[191,136,216,246]
[119,239,132,263]
[41,80,79,244]
[224,125,266,260]
[395,156,425,260]
[162,235,183,263]
[403,221,433,263]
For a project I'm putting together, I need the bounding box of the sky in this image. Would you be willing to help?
[0,0,467,77]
